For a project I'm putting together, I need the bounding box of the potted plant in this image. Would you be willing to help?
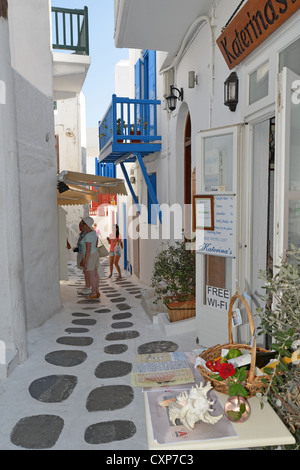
[256,244,300,448]
[130,122,141,143]
[212,361,251,423]
[151,239,196,322]
[116,118,126,142]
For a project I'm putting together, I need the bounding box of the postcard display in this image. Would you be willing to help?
[132,352,237,445]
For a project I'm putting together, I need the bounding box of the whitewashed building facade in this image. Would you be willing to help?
[0,0,90,377]
[109,0,300,347]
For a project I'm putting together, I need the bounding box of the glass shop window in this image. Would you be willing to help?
[203,133,234,192]
[279,37,300,76]
[249,61,269,105]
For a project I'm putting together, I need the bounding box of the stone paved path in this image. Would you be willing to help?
[0,260,197,450]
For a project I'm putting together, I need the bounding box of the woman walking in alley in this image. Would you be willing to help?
[76,220,92,295]
[107,224,123,280]
[81,216,100,299]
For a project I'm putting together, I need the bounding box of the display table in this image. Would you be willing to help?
[144,390,295,450]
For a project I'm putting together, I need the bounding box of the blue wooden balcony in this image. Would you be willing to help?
[98,95,161,164]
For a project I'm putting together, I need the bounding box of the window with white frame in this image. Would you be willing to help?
[249,61,269,105]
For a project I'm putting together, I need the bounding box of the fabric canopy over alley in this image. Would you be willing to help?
[57,170,127,206]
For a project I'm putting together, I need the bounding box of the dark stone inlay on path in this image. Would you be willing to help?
[135,295,142,299]
[116,303,132,311]
[137,341,179,354]
[29,375,77,403]
[110,297,126,303]
[56,336,93,346]
[106,293,122,298]
[104,344,128,355]
[72,312,90,317]
[112,312,132,320]
[94,361,132,378]
[86,385,134,412]
[45,350,87,367]
[105,331,140,341]
[10,415,64,449]
[77,299,100,304]
[72,319,97,326]
[84,420,136,445]
[111,321,134,329]
[95,308,111,314]
[65,327,89,334]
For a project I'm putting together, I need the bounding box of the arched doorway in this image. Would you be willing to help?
[184,113,195,238]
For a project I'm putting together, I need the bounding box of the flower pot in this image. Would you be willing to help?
[166,299,196,322]
[116,131,123,143]
[131,130,141,143]
[224,396,251,423]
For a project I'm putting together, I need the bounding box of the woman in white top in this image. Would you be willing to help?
[81,216,100,299]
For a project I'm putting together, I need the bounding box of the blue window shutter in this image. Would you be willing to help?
[148,50,156,100]
[95,158,100,176]
[135,59,142,99]
[147,173,157,224]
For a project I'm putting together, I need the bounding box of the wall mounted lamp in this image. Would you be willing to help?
[65,129,75,138]
[188,71,198,88]
[166,85,184,112]
[224,71,239,112]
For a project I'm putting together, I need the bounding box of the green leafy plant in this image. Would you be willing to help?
[256,244,300,448]
[137,117,148,130]
[213,363,249,421]
[151,240,195,306]
[117,118,127,134]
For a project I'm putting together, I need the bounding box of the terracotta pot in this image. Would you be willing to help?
[166,298,196,322]
[117,131,123,143]
[131,129,141,143]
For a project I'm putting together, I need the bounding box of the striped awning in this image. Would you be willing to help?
[57,170,127,206]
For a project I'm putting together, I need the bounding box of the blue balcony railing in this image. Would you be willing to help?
[99,95,161,153]
[52,6,89,55]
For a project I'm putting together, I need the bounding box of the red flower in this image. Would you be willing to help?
[219,363,236,379]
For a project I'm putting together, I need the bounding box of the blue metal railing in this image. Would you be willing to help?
[99,95,161,151]
[52,6,89,55]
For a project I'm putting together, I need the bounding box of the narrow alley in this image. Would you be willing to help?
[0,260,198,450]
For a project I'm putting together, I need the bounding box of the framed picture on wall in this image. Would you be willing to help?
[193,195,214,231]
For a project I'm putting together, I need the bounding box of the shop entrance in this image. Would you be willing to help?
[251,117,275,320]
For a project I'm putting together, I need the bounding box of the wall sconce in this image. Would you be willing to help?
[224,72,239,112]
[166,85,184,112]
[65,129,75,138]
[188,71,198,88]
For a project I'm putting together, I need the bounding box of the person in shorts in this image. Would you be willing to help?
[81,217,100,299]
[107,224,123,280]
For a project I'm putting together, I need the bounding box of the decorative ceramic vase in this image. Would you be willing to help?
[224,395,251,423]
